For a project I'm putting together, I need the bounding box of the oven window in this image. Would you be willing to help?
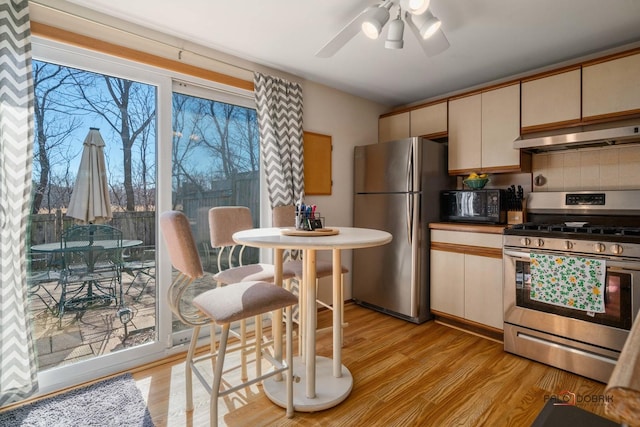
[515,260,632,330]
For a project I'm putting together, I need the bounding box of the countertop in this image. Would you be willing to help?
[429,222,507,234]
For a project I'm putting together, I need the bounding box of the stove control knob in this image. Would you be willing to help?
[520,238,531,246]
[611,244,623,255]
[564,241,573,250]
[535,239,544,247]
[594,243,606,253]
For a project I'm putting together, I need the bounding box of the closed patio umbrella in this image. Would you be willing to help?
[66,128,113,224]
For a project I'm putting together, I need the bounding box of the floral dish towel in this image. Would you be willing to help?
[530,253,606,313]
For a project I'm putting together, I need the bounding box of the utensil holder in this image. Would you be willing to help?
[296,211,323,231]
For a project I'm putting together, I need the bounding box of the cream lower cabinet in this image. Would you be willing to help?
[430,229,503,330]
[431,250,465,317]
[463,254,503,329]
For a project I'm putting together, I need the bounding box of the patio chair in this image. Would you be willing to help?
[27,250,62,314]
[208,206,295,380]
[160,210,296,427]
[272,204,349,346]
[122,245,156,301]
[59,224,123,317]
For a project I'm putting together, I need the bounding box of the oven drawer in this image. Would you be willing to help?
[504,324,618,383]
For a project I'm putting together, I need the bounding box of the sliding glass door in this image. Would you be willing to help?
[26,37,261,395]
[169,82,260,342]
[29,39,167,393]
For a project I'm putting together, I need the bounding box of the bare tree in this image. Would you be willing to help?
[72,74,156,211]
[234,108,259,172]
[171,94,209,204]
[133,93,156,210]
[31,62,83,213]
[197,101,259,178]
[47,152,76,210]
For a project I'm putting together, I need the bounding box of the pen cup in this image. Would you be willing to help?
[295,211,323,231]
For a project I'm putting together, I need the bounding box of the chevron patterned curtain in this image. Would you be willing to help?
[254,72,304,208]
[0,0,38,405]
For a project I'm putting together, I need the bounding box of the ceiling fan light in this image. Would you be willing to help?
[420,17,441,39]
[361,5,391,39]
[401,0,430,15]
[385,18,405,49]
[411,11,441,39]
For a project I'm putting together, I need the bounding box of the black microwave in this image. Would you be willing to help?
[440,189,506,224]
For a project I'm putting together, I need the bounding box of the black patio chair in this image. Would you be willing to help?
[59,224,123,317]
[27,250,63,314]
[122,245,156,301]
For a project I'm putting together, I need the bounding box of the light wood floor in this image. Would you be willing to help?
[132,303,614,426]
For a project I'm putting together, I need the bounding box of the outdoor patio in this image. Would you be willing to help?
[29,268,155,370]
[28,266,222,371]
[29,257,304,372]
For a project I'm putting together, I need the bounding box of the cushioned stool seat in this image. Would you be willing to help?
[193,280,298,324]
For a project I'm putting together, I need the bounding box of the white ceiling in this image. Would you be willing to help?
[61,0,640,107]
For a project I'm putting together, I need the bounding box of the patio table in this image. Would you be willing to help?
[31,239,143,311]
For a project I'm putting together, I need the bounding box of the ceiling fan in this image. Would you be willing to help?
[315,0,449,58]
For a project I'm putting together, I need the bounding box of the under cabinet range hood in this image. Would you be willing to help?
[514,123,640,152]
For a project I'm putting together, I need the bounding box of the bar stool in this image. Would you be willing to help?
[208,206,295,379]
[160,210,297,427]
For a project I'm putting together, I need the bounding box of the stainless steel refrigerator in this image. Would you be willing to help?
[352,137,452,324]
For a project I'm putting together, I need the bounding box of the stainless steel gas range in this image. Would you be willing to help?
[503,190,640,383]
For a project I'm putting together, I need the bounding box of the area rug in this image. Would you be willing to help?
[0,373,154,426]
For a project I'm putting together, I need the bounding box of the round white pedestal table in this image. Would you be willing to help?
[233,226,392,411]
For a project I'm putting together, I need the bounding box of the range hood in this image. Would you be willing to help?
[514,123,640,152]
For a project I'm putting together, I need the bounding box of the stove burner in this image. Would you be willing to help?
[505,222,640,242]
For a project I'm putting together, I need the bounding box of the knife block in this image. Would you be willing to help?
[507,198,526,225]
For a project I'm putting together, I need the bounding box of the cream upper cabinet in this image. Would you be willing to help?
[378,112,410,143]
[481,84,521,169]
[410,101,447,137]
[448,84,522,174]
[583,52,640,120]
[448,93,482,172]
[521,68,581,130]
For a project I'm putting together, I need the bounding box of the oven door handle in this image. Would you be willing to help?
[503,249,531,260]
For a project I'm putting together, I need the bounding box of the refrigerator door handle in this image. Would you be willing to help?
[406,143,414,244]
[406,141,414,193]
[411,193,420,317]
[406,192,413,245]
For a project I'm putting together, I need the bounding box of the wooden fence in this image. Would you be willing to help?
[28,172,260,264]
[28,210,156,247]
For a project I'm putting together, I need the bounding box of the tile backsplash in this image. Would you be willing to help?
[532,144,640,191]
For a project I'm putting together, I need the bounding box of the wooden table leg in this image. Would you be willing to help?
[333,248,342,378]
[305,248,317,399]
[273,248,284,381]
